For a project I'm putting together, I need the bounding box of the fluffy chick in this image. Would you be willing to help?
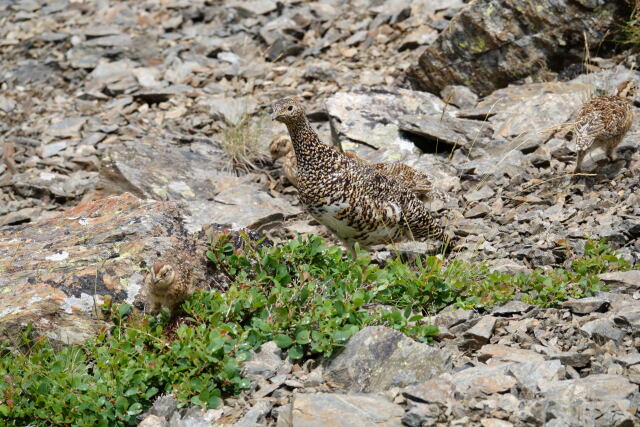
[145,262,194,314]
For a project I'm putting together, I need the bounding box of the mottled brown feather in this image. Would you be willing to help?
[572,80,636,172]
[271,97,451,251]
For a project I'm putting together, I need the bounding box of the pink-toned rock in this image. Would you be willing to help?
[0,193,193,344]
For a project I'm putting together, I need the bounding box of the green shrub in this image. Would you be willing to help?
[0,235,630,425]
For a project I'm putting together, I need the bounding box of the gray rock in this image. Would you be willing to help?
[290,393,403,427]
[139,415,168,427]
[402,376,454,404]
[491,300,532,316]
[508,360,564,394]
[477,344,544,364]
[599,270,640,290]
[324,326,453,392]
[147,394,179,419]
[410,0,627,96]
[41,141,68,158]
[232,400,272,427]
[326,87,450,155]
[105,139,300,232]
[562,297,610,314]
[462,315,497,349]
[580,318,625,344]
[540,374,638,402]
[440,85,478,109]
[49,117,86,138]
[176,407,224,427]
[241,341,285,381]
[401,402,441,427]
[550,352,591,368]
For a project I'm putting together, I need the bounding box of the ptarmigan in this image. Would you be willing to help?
[572,80,636,173]
[145,262,194,314]
[269,135,448,203]
[271,97,452,252]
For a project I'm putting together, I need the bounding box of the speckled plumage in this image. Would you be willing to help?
[271,97,451,251]
[144,262,194,314]
[270,135,448,203]
[572,80,636,173]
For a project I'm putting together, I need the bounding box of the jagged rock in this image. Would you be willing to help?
[580,318,625,344]
[0,193,196,344]
[104,139,300,232]
[324,326,453,392]
[477,344,545,364]
[410,0,628,96]
[562,297,610,314]
[241,341,291,383]
[290,393,404,427]
[599,270,640,290]
[139,415,168,427]
[232,400,272,427]
[462,315,497,349]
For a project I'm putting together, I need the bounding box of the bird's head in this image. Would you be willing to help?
[146,262,176,290]
[271,97,305,125]
[616,80,637,99]
[269,135,293,160]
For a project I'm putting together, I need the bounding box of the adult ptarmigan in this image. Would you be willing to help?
[271,97,452,253]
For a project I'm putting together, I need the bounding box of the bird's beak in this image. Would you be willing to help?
[270,111,277,121]
[153,278,160,285]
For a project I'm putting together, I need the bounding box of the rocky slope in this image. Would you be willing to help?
[1,0,639,426]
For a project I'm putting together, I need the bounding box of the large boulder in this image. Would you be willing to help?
[0,193,197,344]
[410,0,629,96]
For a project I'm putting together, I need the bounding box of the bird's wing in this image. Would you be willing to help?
[573,112,604,151]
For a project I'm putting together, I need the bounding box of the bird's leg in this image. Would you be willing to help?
[605,145,615,162]
[574,150,585,174]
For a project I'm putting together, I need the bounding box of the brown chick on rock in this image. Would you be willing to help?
[270,97,453,253]
[270,135,448,203]
[572,80,636,173]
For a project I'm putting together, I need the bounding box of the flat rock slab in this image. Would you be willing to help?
[324,326,453,392]
[290,393,403,427]
[561,297,610,315]
[326,87,452,157]
[0,193,190,344]
[106,140,300,232]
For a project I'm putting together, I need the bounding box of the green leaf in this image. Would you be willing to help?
[288,345,304,360]
[273,334,293,349]
[0,405,9,416]
[127,402,143,416]
[295,329,310,344]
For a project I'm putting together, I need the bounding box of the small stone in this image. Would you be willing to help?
[491,300,532,315]
[465,185,494,202]
[477,344,544,363]
[561,297,610,314]
[147,394,178,419]
[480,419,513,427]
[49,117,86,138]
[291,393,404,427]
[580,318,624,344]
[232,400,272,427]
[138,415,168,427]
[599,270,640,290]
[41,141,68,158]
[550,352,591,367]
[441,85,479,109]
[463,315,497,348]
[470,375,517,394]
[402,377,455,404]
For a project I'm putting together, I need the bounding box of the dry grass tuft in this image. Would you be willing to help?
[220,114,270,173]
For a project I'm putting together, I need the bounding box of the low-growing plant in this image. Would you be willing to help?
[0,235,630,425]
[220,114,270,173]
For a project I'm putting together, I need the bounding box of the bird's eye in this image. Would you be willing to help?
[287,106,293,111]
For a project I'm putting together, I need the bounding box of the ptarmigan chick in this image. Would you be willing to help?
[270,135,298,187]
[270,135,448,203]
[572,80,636,173]
[271,97,452,252]
[145,262,195,314]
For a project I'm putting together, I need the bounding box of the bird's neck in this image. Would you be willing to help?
[285,117,327,167]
